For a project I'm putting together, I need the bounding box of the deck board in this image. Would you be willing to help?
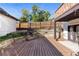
[0,36,63,56]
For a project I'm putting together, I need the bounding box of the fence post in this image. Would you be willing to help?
[50,20,52,29]
[19,22,21,30]
[40,22,41,29]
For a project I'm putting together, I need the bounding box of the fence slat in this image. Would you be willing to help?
[16,21,54,29]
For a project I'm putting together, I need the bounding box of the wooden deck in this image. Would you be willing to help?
[0,35,63,56]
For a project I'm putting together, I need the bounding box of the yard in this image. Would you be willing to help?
[1,3,78,56]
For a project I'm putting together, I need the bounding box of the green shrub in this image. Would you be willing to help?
[0,31,25,42]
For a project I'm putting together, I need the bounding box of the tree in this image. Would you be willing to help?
[43,10,50,21]
[20,5,51,22]
[37,10,50,22]
[20,16,27,22]
[20,9,29,22]
[32,5,40,22]
[37,10,45,21]
[32,5,39,15]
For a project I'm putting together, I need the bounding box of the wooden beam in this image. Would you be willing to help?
[55,4,79,22]
[54,21,56,39]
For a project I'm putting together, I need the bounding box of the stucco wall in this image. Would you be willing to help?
[61,22,69,40]
[0,14,16,36]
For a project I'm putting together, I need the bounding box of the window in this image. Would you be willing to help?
[76,26,79,36]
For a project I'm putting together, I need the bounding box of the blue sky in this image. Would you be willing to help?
[0,3,61,19]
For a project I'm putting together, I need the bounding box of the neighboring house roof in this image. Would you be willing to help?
[0,8,18,21]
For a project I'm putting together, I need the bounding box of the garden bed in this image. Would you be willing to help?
[0,31,26,48]
[0,31,26,42]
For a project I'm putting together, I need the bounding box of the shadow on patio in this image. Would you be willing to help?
[0,29,63,56]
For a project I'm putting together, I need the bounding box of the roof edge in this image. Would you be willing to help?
[55,3,64,13]
[0,8,19,21]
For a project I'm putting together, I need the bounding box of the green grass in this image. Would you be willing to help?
[0,32,25,42]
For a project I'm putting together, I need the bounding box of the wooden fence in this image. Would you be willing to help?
[16,21,54,30]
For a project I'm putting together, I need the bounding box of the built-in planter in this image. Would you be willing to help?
[0,36,24,49]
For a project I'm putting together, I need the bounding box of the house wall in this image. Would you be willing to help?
[68,18,79,43]
[0,14,16,36]
[60,18,79,41]
[55,3,78,40]
[61,22,69,40]
[69,18,79,25]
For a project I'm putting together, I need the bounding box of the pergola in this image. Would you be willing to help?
[54,4,79,40]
